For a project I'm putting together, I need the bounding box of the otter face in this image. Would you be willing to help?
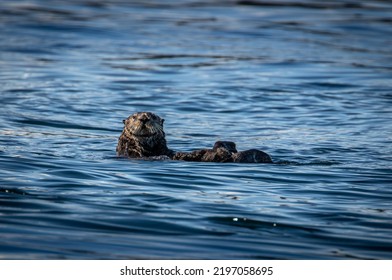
[123,112,165,138]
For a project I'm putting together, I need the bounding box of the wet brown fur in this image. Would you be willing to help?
[117,112,272,163]
[116,112,174,158]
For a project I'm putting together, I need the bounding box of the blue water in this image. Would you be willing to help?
[1,0,392,259]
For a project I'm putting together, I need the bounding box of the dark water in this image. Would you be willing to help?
[1,0,392,259]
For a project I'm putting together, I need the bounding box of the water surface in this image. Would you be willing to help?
[1,0,392,259]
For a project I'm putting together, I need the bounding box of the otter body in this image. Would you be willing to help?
[117,112,272,163]
[173,141,272,163]
[173,141,236,163]
[232,149,272,163]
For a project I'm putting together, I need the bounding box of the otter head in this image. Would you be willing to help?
[213,141,237,154]
[123,112,165,138]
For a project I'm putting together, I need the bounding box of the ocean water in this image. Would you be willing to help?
[0,0,391,259]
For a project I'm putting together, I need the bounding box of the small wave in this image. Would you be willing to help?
[273,159,341,166]
[0,187,29,196]
[208,216,324,234]
[14,118,117,132]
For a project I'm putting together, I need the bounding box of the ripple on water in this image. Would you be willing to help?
[1,0,392,259]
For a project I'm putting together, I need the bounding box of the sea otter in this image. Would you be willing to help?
[116,112,174,158]
[173,141,272,163]
[117,112,272,163]
[173,141,236,163]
